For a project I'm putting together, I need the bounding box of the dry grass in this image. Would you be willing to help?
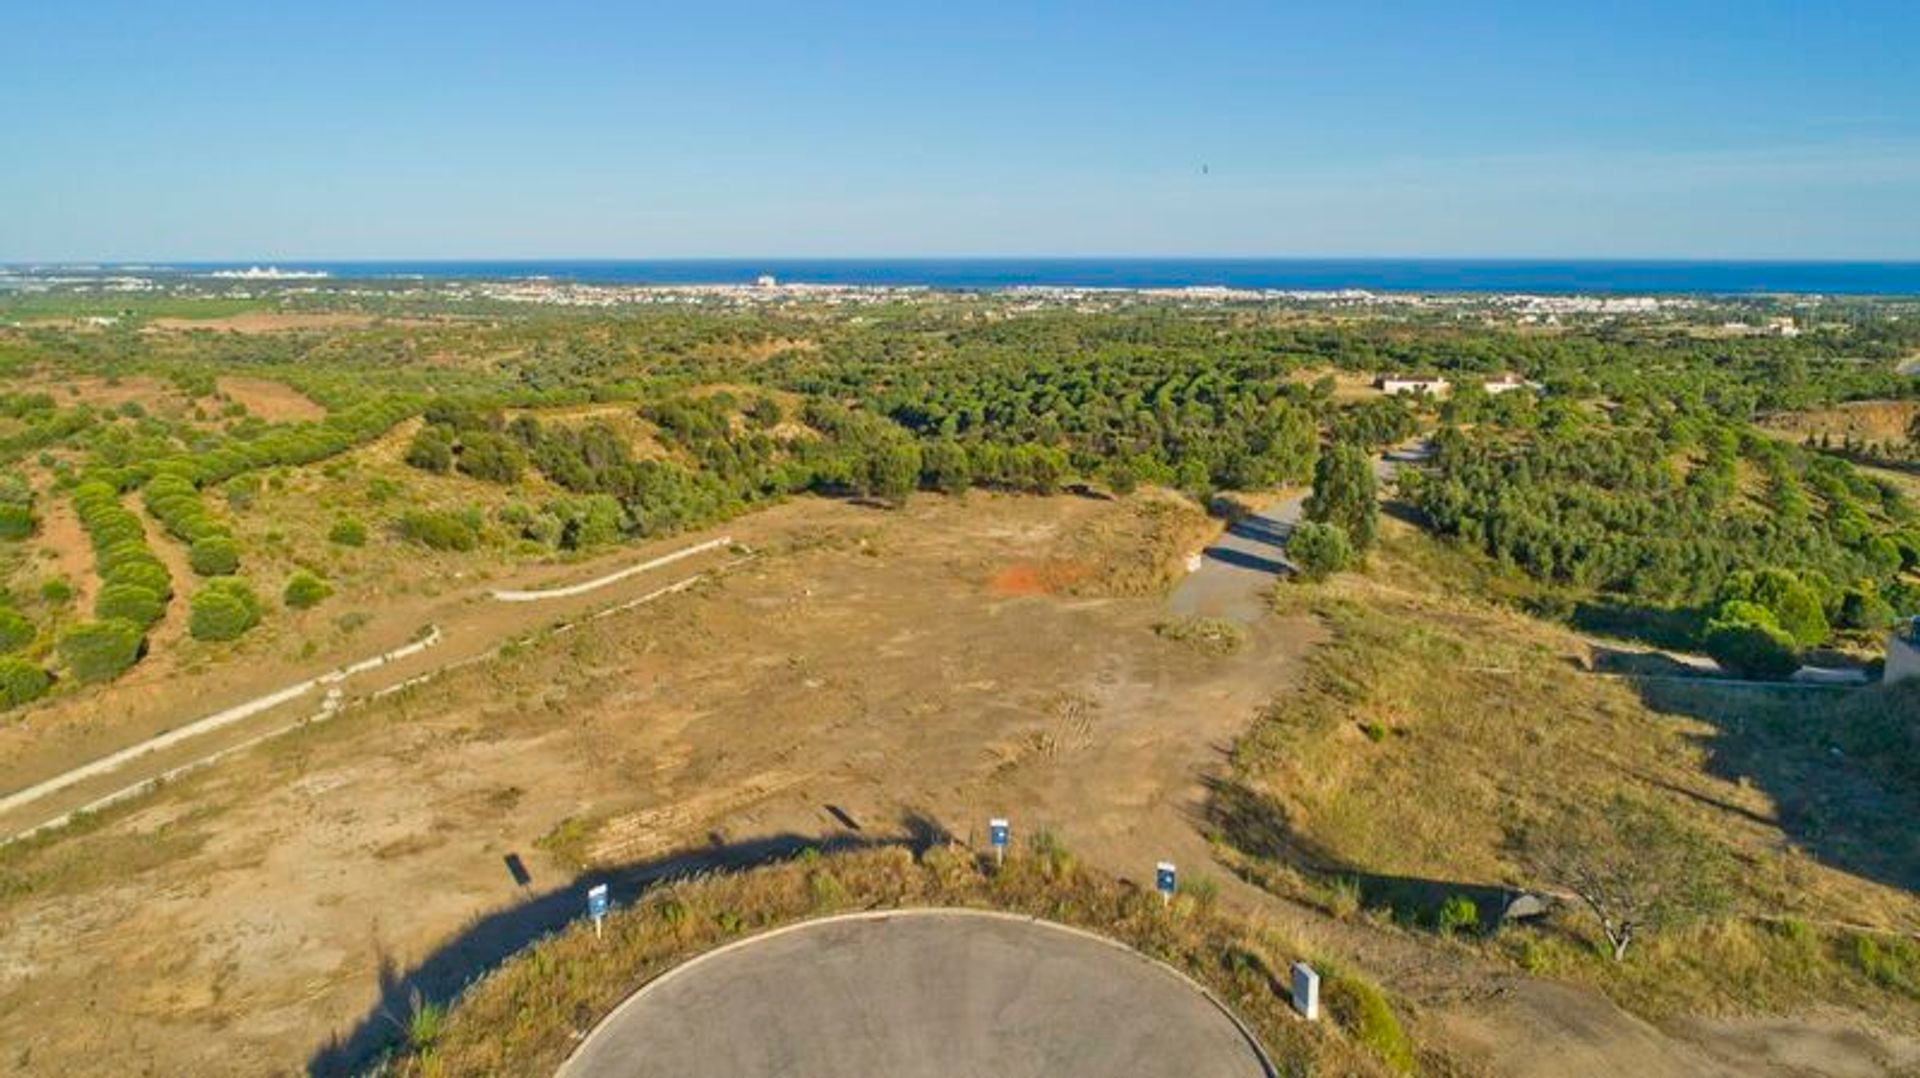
[1216,521,1920,1026]
[1758,399,1919,449]
[377,844,1403,1077]
[1053,490,1215,597]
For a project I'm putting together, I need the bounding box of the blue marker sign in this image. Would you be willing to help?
[989,818,1010,848]
[588,883,610,937]
[1156,861,1177,900]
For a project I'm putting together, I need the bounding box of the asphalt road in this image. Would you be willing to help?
[557,910,1275,1078]
[1167,446,1414,625]
[1165,495,1305,624]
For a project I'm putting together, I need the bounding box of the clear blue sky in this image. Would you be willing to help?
[6,0,1919,261]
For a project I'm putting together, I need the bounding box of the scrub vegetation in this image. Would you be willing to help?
[2,288,1919,1075]
[372,843,1405,1077]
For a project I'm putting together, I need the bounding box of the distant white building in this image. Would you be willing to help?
[1483,373,1545,395]
[1889,618,1920,685]
[756,274,778,289]
[1376,376,1450,396]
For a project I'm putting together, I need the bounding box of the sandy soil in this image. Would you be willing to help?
[26,487,94,614]
[33,375,191,417]
[0,494,1911,1078]
[0,494,1317,1076]
[216,376,325,422]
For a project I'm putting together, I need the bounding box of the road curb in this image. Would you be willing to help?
[555,906,1282,1078]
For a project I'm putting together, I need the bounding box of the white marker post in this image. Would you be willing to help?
[1155,861,1177,906]
[989,818,1010,866]
[587,883,610,940]
[1290,962,1321,1021]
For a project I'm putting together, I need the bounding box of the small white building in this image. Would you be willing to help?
[1483,373,1544,395]
[1376,376,1450,396]
[1889,618,1920,685]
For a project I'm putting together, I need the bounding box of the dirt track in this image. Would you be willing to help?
[0,493,1908,1078]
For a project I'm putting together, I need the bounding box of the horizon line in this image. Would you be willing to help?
[12,255,1920,267]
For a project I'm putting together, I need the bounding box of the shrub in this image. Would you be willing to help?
[328,517,369,547]
[398,509,478,552]
[1154,616,1247,655]
[1289,521,1353,581]
[39,577,73,605]
[1718,568,1830,648]
[0,609,34,653]
[1325,972,1414,1073]
[1703,600,1800,679]
[189,578,262,642]
[405,426,455,473]
[456,431,527,484]
[1837,585,1897,631]
[0,657,49,709]
[94,582,166,628]
[283,570,332,610]
[920,440,973,495]
[58,619,145,683]
[1850,934,1920,996]
[188,534,241,576]
[0,503,35,540]
[1436,894,1480,936]
[104,561,172,602]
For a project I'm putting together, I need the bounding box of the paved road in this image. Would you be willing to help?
[1168,446,1416,625]
[1166,496,1306,624]
[558,910,1274,1078]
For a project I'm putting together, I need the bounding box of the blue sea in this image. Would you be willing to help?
[52,259,1920,296]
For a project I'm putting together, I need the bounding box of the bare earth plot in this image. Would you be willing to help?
[215,376,326,422]
[0,492,1907,1078]
[0,494,1317,1077]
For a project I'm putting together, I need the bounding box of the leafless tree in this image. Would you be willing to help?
[1524,795,1732,962]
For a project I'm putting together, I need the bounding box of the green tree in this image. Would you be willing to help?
[863,441,922,506]
[0,503,35,540]
[189,578,262,642]
[0,609,35,653]
[398,509,478,551]
[1304,443,1378,552]
[1721,569,1829,648]
[1702,600,1800,679]
[456,431,527,484]
[0,656,50,709]
[188,534,241,577]
[405,426,455,473]
[95,582,166,628]
[920,440,973,495]
[1837,585,1897,631]
[58,619,145,683]
[282,570,332,610]
[1289,521,1353,582]
[1525,795,1733,962]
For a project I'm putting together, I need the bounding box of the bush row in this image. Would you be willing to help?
[144,469,241,576]
[70,481,172,635]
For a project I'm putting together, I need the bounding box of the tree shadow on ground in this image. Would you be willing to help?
[1202,776,1519,935]
[1204,546,1292,575]
[1631,677,1920,896]
[305,814,950,1077]
[1224,514,1294,549]
[1570,598,1706,653]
